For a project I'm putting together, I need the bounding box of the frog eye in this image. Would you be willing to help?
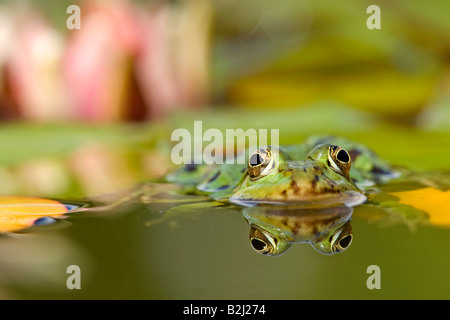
[331,223,353,254]
[337,234,352,251]
[247,147,275,180]
[327,145,351,178]
[250,226,276,255]
[249,225,291,256]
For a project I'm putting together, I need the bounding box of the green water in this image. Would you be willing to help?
[0,188,448,300]
[0,104,449,299]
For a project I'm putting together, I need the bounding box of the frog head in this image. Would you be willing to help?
[229,144,365,205]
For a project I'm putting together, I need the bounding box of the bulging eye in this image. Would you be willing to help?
[249,153,265,167]
[249,225,291,256]
[327,145,351,178]
[337,234,352,250]
[332,232,352,253]
[330,223,353,254]
[249,225,275,255]
[247,147,275,180]
[336,149,350,163]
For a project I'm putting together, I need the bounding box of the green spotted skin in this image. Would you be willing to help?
[167,135,396,202]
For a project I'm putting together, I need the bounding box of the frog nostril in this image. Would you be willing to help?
[251,238,267,251]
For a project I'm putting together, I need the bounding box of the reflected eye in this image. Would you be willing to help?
[332,234,353,253]
[249,225,276,255]
[338,235,352,249]
[249,225,291,256]
[327,145,351,178]
[251,238,268,252]
[247,147,275,180]
[331,223,353,254]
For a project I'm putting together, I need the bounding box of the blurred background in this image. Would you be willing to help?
[0,0,450,301]
[0,0,449,199]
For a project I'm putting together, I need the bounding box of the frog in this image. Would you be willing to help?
[162,135,403,256]
[167,135,397,204]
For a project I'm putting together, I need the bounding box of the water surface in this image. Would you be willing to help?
[1,180,449,300]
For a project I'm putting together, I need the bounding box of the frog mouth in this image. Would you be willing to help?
[229,190,367,208]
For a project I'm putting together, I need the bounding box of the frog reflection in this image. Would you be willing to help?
[242,204,353,256]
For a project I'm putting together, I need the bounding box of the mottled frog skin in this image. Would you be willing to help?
[167,135,396,204]
[228,144,363,205]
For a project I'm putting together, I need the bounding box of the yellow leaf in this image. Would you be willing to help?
[390,187,450,227]
[0,196,69,233]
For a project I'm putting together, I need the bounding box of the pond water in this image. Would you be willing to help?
[1,177,449,300]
